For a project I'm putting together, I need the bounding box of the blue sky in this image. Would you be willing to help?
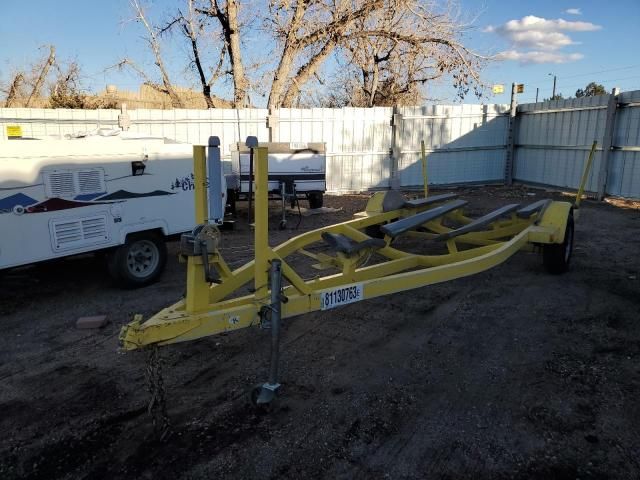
[1,0,639,106]
[470,0,640,103]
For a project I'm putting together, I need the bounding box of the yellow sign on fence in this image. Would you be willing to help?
[6,125,23,138]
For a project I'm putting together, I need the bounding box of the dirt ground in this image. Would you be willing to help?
[1,185,639,480]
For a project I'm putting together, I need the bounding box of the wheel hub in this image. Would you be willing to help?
[127,240,160,278]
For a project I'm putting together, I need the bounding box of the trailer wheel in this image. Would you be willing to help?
[543,212,574,274]
[307,192,324,209]
[107,232,167,288]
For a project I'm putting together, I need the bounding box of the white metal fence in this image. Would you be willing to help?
[514,96,608,193]
[514,90,640,198]
[0,105,508,193]
[396,104,509,187]
[1,90,639,198]
[609,90,640,198]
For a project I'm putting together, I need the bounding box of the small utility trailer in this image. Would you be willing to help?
[0,131,226,287]
[121,137,589,417]
[227,141,326,220]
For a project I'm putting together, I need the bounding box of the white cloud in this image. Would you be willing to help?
[484,15,600,64]
[496,50,584,64]
[496,15,601,35]
[508,30,575,51]
[565,8,582,15]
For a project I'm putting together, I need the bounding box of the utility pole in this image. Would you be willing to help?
[504,82,519,185]
[535,87,539,103]
[548,73,557,99]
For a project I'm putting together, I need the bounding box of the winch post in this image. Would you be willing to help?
[254,146,271,302]
[186,144,210,313]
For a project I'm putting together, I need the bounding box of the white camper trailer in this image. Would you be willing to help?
[0,131,226,287]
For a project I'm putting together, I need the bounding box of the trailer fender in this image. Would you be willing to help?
[365,191,405,214]
[534,201,573,244]
[118,221,169,244]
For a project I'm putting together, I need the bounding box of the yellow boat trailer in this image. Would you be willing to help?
[120,137,593,408]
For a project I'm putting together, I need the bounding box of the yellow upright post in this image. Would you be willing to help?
[193,145,208,224]
[186,145,210,313]
[421,140,428,197]
[575,140,597,208]
[253,147,270,302]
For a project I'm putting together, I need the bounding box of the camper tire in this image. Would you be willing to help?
[307,192,323,209]
[107,232,167,288]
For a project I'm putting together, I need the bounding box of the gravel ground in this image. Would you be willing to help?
[1,186,639,480]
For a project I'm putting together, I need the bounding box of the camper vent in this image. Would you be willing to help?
[78,170,104,194]
[50,215,109,251]
[44,168,106,198]
[46,172,76,198]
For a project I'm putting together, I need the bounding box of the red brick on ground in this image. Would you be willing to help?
[75,315,108,329]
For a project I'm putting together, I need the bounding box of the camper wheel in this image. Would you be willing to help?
[307,192,324,209]
[107,232,167,288]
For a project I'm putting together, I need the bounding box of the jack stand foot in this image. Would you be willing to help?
[251,382,281,407]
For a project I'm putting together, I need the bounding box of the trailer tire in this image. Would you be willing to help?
[307,192,323,209]
[107,232,167,288]
[543,212,574,274]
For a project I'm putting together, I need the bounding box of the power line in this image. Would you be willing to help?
[523,64,640,86]
[509,74,640,97]
[488,63,640,90]
[556,75,640,91]
[545,64,640,82]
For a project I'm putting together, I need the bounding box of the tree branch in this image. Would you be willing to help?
[26,45,55,107]
[130,0,184,108]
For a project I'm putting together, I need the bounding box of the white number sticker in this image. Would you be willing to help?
[319,283,364,311]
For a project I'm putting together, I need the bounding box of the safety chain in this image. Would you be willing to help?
[144,345,172,441]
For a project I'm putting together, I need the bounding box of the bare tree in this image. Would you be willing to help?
[118,0,185,108]
[2,46,56,107]
[49,61,88,109]
[26,45,56,107]
[1,48,117,109]
[196,0,249,107]
[131,0,244,108]
[168,0,231,108]
[123,0,488,109]
[266,0,386,108]
[329,1,486,106]
[3,73,24,107]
